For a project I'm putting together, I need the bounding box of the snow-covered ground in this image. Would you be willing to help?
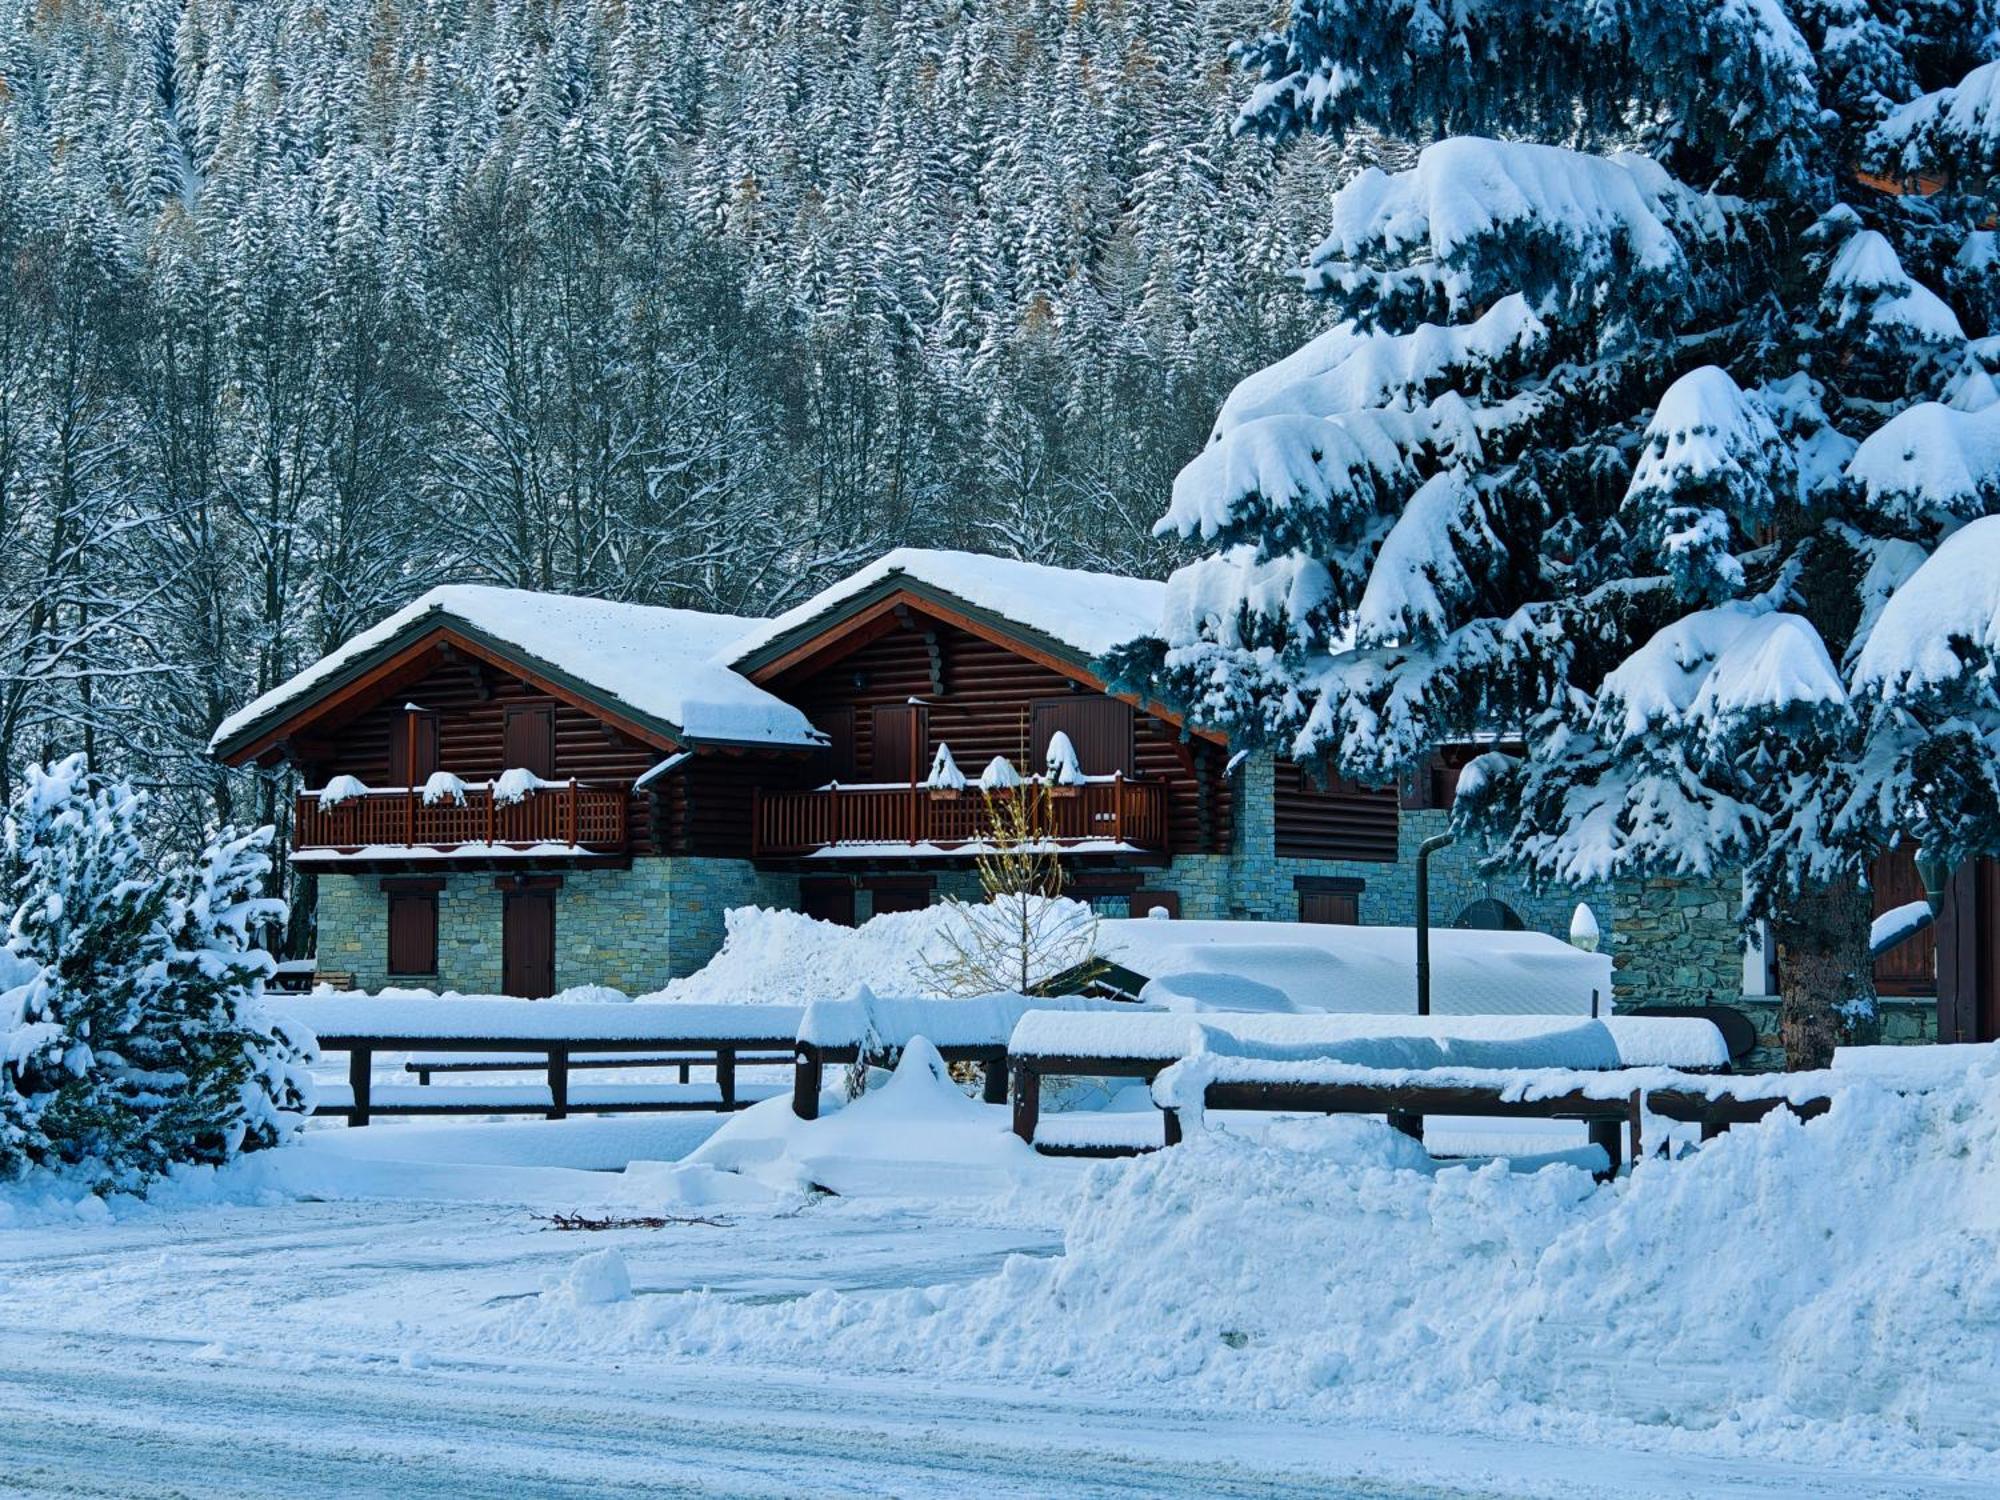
[5,1040,1997,1497]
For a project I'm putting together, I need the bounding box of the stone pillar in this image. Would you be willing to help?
[1609,874,1744,1010]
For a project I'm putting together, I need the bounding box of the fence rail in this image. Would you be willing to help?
[294,781,628,854]
[752,778,1167,858]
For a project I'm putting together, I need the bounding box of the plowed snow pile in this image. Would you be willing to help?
[492,1053,2000,1474]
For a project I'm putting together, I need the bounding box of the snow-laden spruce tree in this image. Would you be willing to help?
[0,758,309,1186]
[1110,3,2000,1065]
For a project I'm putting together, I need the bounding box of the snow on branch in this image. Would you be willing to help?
[1851,514,2000,702]
[1596,603,1846,747]
[1870,60,2000,179]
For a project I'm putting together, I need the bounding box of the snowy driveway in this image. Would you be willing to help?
[0,1192,1984,1500]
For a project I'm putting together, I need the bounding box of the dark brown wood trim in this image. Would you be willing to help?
[494,874,565,892]
[378,876,447,894]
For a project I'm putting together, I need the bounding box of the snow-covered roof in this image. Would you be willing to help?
[211,585,823,756]
[729,549,1168,671]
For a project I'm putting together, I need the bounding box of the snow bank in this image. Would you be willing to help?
[643,900,1102,1006]
[1095,918,1612,1016]
[685,1039,1047,1197]
[560,1058,2000,1473]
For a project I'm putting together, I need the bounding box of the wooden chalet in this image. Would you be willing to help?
[210,550,1998,1043]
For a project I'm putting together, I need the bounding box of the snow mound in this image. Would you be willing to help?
[640,1060,2000,1470]
[686,1037,1044,1198]
[644,900,1099,1006]
[566,1249,633,1306]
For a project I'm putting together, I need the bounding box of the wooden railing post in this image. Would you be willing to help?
[566,778,578,847]
[1112,771,1124,845]
[485,783,496,846]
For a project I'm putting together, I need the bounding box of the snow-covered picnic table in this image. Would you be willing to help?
[275,998,806,1124]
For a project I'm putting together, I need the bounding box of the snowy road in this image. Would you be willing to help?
[0,1189,1986,1499]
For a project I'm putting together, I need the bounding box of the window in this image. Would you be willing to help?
[1274,760,1398,862]
[870,703,928,782]
[813,708,857,782]
[384,882,441,975]
[1297,875,1362,925]
[1128,889,1180,920]
[502,702,556,777]
[1451,897,1524,931]
[1030,695,1135,776]
[867,878,933,915]
[801,878,856,927]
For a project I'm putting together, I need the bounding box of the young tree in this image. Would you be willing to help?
[0,757,308,1186]
[924,782,1102,997]
[1113,2,2000,1065]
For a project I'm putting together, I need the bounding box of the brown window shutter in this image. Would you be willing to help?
[1273,760,1398,862]
[1299,889,1360,925]
[1029,695,1135,776]
[1871,844,1936,997]
[800,879,856,927]
[870,704,928,782]
[1128,889,1180,920]
[386,891,438,975]
[503,703,557,777]
[387,711,440,785]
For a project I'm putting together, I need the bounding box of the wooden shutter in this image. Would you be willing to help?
[870,704,927,782]
[387,711,439,786]
[867,878,933,915]
[1128,889,1180,920]
[503,703,557,777]
[385,891,438,975]
[1273,760,1398,862]
[1299,889,1359,925]
[502,889,556,998]
[1870,845,1935,996]
[814,708,857,782]
[801,879,856,927]
[1030,695,1135,776]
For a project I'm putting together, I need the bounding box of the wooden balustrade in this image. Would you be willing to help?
[294,780,628,854]
[752,778,1168,858]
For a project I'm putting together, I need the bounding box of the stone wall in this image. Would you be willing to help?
[1115,753,1607,942]
[1607,874,1745,1010]
[315,858,792,994]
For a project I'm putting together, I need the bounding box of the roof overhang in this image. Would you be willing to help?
[732,577,1225,744]
[214,617,795,769]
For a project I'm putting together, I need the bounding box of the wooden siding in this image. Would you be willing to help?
[317,655,669,854]
[772,615,1232,856]
[1273,759,1400,863]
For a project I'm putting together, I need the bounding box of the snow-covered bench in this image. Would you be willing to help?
[1006,1012,1743,1171]
[277,998,804,1125]
[789,990,1139,1118]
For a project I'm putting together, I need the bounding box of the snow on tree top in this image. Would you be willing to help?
[1852,515,2000,701]
[1822,230,1965,345]
[1845,400,2000,524]
[730,549,1167,665]
[1871,59,2000,176]
[1305,140,1719,309]
[213,586,824,752]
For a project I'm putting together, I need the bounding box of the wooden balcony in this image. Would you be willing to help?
[293,780,628,862]
[752,778,1168,860]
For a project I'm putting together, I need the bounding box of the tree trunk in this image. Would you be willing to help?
[1769,878,1876,1071]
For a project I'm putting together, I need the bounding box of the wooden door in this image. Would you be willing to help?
[503,889,556,998]
[1030,695,1135,776]
[871,704,927,783]
[385,890,438,976]
[801,879,856,927]
[1300,889,1359,925]
[1871,846,1936,995]
[388,711,439,787]
[503,703,557,777]
[1939,858,2000,1043]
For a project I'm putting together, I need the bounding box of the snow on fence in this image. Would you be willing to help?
[1004,1011,1731,1070]
[277,997,805,1045]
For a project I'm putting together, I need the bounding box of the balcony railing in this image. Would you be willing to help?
[752,778,1168,859]
[293,780,628,857]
